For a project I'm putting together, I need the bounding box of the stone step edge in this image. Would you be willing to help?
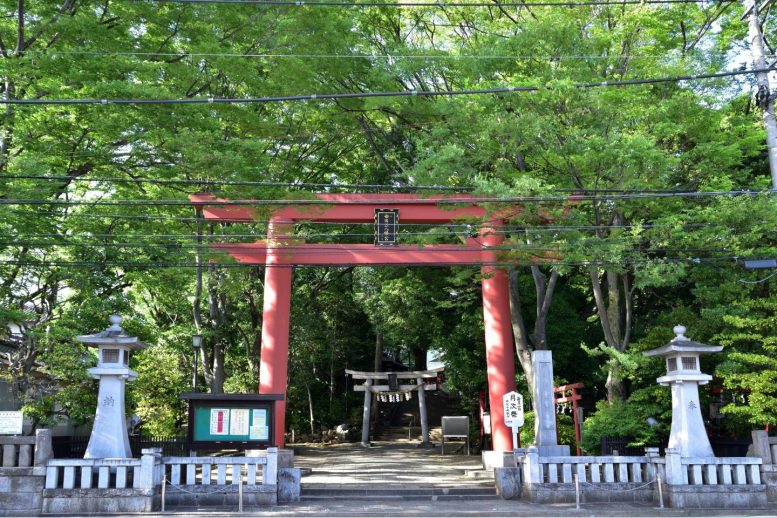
[302,488,495,496]
[300,494,499,501]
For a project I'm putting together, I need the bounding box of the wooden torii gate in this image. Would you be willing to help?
[346,367,443,446]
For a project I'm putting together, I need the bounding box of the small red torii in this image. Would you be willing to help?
[554,382,584,455]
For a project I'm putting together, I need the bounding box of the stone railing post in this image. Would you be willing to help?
[266,447,278,485]
[664,448,683,486]
[645,447,660,480]
[139,448,163,489]
[751,430,772,464]
[523,446,541,484]
[2,443,16,467]
[34,429,53,467]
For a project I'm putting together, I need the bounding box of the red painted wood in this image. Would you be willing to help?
[479,225,517,453]
[258,219,294,447]
[213,240,488,265]
[190,192,493,223]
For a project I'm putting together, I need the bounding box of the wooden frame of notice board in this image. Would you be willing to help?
[180,393,283,449]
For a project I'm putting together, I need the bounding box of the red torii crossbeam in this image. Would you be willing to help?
[191,192,531,452]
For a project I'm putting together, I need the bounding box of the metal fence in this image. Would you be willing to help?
[52,435,189,458]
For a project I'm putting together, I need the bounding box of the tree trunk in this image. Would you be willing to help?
[306,382,315,435]
[373,330,383,372]
[509,269,535,395]
[508,267,560,398]
[413,348,427,371]
[589,266,633,402]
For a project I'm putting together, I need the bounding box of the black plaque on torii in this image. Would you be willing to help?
[374,209,399,246]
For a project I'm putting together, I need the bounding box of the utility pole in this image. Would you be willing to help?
[743,0,777,188]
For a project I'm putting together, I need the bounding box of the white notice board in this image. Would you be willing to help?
[0,411,23,435]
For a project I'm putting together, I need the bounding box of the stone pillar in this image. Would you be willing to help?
[33,429,52,467]
[523,446,541,484]
[479,223,517,453]
[139,448,162,489]
[265,447,279,485]
[417,377,431,446]
[531,350,569,456]
[360,379,372,446]
[645,447,661,481]
[259,218,294,448]
[89,375,132,458]
[664,448,684,485]
[668,380,713,457]
[751,430,773,463]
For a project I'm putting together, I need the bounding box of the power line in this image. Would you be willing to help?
[0,236,731,250]
[0,214,766,242]
[30,50,745,61]
[0,221,725,239]
[0,188,774,206]
[0,255,753,269]
[0,67,768,106]
[3,175,772,199]
[0,175,473,191]
[0,223,721,240]
[4,175,762,195]
[123,0,719,7]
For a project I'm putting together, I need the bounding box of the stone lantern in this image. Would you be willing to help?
[78,315,148,459]
[643,325,722,458]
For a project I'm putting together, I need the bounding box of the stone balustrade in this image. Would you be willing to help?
[41,448,162,514]
[678,457,761,486]
[538,455,665,484]
[0,430,53,517]
[506,447,665,504]
[660,448,766,509]
[498,446,768,508]
[1,436,36,468]
[161,452,277,487]
[45,458,145,490]
[159,448,279,507]
[751,430,777,503]
[0,429,52,468]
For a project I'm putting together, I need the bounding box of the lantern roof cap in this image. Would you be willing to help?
[642,325,722,358]
[76,315,148,350]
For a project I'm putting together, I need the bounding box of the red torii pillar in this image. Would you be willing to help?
[259,218,294,447]
[479,223,517,453]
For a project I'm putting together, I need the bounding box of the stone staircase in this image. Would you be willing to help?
[295,442,497,502]
[301,485,497,501]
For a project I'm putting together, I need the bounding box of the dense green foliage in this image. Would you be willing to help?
[0,0,775,448]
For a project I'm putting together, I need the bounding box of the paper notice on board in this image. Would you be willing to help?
[210,409,230,435]
[252,409,266,427]
[249,425,269,440]
[250,409,268,440]
[230,409,249,436]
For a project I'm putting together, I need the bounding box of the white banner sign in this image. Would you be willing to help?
[502,391,524,428]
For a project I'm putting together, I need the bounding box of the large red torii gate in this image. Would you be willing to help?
[191,192,527,452]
